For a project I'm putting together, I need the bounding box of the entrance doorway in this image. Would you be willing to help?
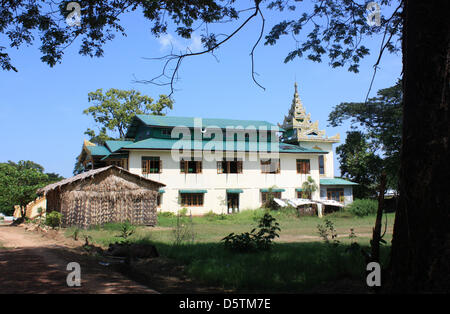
[227,193,240,214]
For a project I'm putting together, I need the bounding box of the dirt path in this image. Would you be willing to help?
[0,224,158,294]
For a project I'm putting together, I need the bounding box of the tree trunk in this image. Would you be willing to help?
[372,173,386,264]
[389,0,450,292]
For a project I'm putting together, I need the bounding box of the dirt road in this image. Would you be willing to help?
[0,224,158,294]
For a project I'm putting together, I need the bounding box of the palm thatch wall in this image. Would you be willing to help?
[38,166,165,228]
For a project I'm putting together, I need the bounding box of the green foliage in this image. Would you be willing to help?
[222,213,281,252]
[178,207,188,217]
[83,88,173,140]
[329,81,402,192]
[172,213,195,245]
[317,219,339,246]
[0,161,50,216]
[346,199,378,217]
[158,211,175,218]
[116,221,136,242]
[45,211,62,229]
[0,1,240,72]
[204,211,228,221]
[300,176,318,199]
[263,187,280,211]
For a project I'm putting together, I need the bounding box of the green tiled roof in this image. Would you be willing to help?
[320,178,358,185]
[86,145,111,156]
[135,114,284,131]
[122,138,327,153]
[105,140,134,153]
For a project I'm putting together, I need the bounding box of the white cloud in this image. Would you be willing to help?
[157,33,203,53]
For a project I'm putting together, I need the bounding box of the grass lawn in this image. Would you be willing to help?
[65,209,395,292]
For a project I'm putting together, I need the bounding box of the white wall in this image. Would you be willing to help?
[299,142,335,178]
[128,150,323,214]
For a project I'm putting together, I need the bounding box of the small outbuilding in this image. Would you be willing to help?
[37,165,165,228]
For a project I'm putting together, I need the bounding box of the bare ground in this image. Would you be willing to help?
[0,222,228,294]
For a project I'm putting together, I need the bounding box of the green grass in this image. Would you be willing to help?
[64,209,395,292]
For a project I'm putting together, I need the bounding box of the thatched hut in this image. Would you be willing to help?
[38,165,165,228]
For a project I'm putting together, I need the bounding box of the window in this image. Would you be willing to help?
[327,188,344,202]
[142,156,161,174]
[318,155,325,175]
[296,159,310,174]
[260,159,280,174]
[296,190,311,199]
[180,158,202,174]
[161,128,171,136]
[261,192,282,203]
[180,193,204,206]
[217,159,243,174]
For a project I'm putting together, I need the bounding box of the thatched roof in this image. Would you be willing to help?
[37,165,165,195]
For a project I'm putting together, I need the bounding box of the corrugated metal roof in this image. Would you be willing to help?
[320,178,358,185]
[122,138,327,153]
[135,114,284,131]
[105,140,134,153]
[86,145,111,156]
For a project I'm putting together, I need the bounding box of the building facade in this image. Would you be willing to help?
[78,84,356,215]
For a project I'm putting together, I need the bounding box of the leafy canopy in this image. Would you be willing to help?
[0,161,52,216]
[83,88,173,140]
[329,81,402,192]
[1,1,402,91]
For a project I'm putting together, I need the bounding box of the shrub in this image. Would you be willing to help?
[178,208,188,217]
[159,211,175,218]
[222,213,281,252]
[204,210,227,221]
[346,199,378,217]
[116,221,136,242]
[45,211,62,229]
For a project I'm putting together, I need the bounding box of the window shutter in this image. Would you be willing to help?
[217,161,223,174]
[197,161,202,173]
[159,159,162,173]
[306,161,310,173]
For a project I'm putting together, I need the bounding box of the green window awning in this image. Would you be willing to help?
[260,188,285,193]
[179,189,207,194]
[159,189,165,193]
[295,188,303,192]
[226,189,243,194]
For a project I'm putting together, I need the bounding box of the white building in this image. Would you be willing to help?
[78,83,356,215]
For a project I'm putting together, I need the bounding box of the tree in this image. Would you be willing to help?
[329,81,402,190]
[3,0,448,292]
[83,88,173,141]
[301,176,318,199]
[0,162,49,216]
[336,131,384,198]
[388,0,450,292]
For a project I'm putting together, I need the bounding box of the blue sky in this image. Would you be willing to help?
[0,2,402,178]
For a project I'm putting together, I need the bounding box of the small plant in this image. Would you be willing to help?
[116,221,135,242]
[317,219,339,246]
[178,207,188,217]
[71,227,82,241]
[222,213,281,252]
[172,211,195,245]
[159,211,175,218]
[45,211,62,229]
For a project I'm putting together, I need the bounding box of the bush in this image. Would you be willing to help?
[159,211,175,218]
[45,211,62,229]
[346,199,378,217]
[178,208,188,217]
[222,213,281,252]
[204,210,227,221]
